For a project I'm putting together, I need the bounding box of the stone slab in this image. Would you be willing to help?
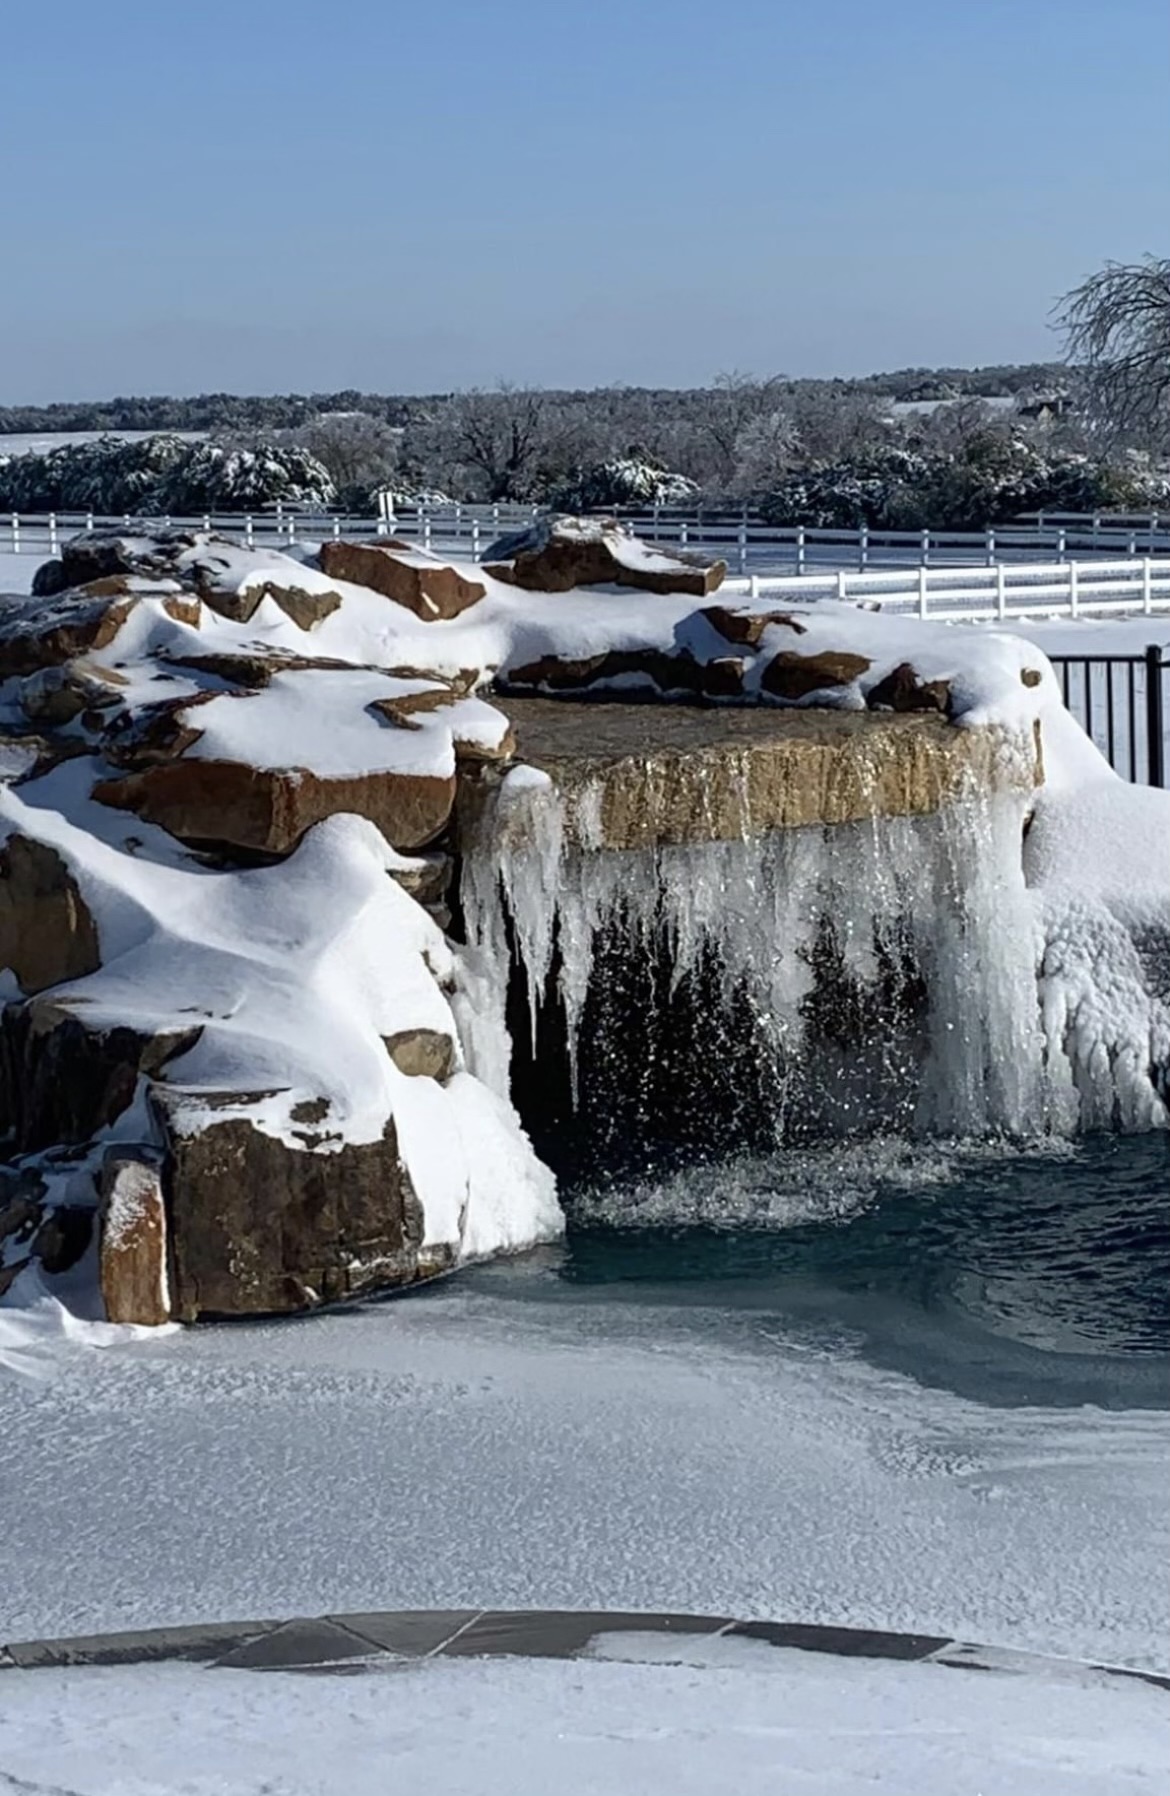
[4,1611,1165,1696]
[477,699,1040,850]
[324,1610,483,1658]
[437,1610,732,1659]
[213,1618,385,1670]
[5,1620,277,1669]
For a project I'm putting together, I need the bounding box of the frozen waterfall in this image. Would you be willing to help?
[457,769,1169,1155]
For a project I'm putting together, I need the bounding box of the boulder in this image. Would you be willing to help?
[0,591,138,677]
[318,540,486,621]
[18,659,129,726]
[760,649,872,702]
[503,647,745,702]
[92,757,457,856]
[153,1094,452,1320]
[484,515,726,597]
[701,605,808,648]
[192,572,343,630]
[0,836,101,995]
[388,851,453,908]
[32,1204,94,1274]
[0,996,200,1154]
[383,1028,457,1081]
[98,1153,171,1326]
[866,662,952,715]
[62,530,204,587]
[369,691,517,762]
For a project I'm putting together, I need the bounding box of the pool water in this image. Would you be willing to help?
[456,1134,1170,1410]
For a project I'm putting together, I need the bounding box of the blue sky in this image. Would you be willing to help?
[2,0,1166,399]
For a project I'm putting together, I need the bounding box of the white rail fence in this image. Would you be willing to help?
[4,510,1170,624]
[724,558,1170,622]
[6,505,1170,577]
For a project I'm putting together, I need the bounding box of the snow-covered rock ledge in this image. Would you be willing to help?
[1,518,1167,1325]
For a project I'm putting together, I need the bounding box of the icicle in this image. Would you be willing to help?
[459,765,1166,1141]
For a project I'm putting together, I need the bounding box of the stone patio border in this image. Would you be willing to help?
[2,1611,1167,1691]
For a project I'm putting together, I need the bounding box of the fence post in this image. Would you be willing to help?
[1069,560,1080,619]
[1146,645,1166,788]
[332,516,341,540]
[1058,527,1067,562]
[10,513,18,554]
[917,564,928,619]
[920,526,930,567]
[48,512,58,556]
[737,520,747,575]
[985,526,995,567]
[244,514,254,547]
[796,525,806,575]
[202,514,212,532]
[749,574,760,601]
[423,516,432,553]
[680,522,689,547]
[1143,558,1153,615]
[86,510,94,532]
[836,569,848,603]
[1128,530,1137,558]
[996,563,1007,621]
[858,523,869,570]
[471,519,481,562]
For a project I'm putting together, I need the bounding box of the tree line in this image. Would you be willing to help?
[3,260,1166,523]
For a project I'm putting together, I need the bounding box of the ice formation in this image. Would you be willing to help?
[461,762,1170,1141]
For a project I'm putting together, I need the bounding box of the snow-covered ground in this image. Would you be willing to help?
[3,1277,1167,1672]
[1,1648,1165,1796]
[0,429,206,456]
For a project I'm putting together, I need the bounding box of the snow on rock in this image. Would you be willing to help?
[484,512,728,596]
[1,521,1168,1326]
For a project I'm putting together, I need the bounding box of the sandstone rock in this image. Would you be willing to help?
[485,515,726,597]
[318,540,485,621]
[153,1093,451,1320]
[865,662,952,715]
[503,647,745,702]
[0,836,101,995]
[383,1029,457,1081]
[368,691,516,763]
[701,605,808,647]
[31,558,70,597]
[99,1154,171,1326]
[19,659,129,726]
[191,570,342,630]
[0,591,137,677]
[388,852,453,908]
[32,1203,94,1274]
[0,997,200,1153]
[55,531,196,590]
[760,649,871,702]
[481,697,1043,852]
[92,757,457,856]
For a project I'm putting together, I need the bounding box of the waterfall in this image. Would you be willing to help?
[458,766,1169,1148]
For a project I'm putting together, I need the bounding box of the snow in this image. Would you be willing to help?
[0,782,560,1260]
[179,669,466,779]
[0,551,34,594]
[3,525,1170,1314]
[0,1651,1165,1796]
[1,1274,1167,1667]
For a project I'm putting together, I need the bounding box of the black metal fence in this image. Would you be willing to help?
[1049,645,1168,787]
